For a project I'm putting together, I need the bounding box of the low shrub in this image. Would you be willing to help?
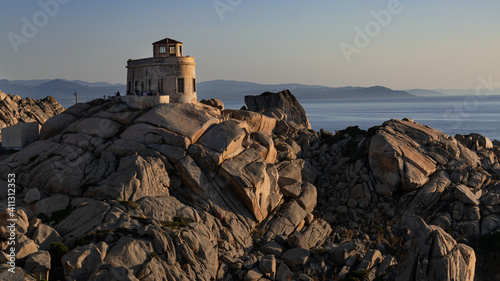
[49,242,69,268]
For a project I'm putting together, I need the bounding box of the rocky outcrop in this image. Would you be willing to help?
[0,90,64,142]
[200,98,224,111]
[0,93,322,280]
[369,119,478,192]
[1,90,498,280]
[308,119,499,280]
[395,216,475,281]
[245,90,311,130]
[456,133,494,151]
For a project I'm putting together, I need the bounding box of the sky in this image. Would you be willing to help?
[0,0,499,90]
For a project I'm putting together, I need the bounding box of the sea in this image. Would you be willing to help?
[224,95,500,141]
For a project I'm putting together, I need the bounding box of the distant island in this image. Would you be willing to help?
[197,80,415,101]
[405,89,446,97]
[3,79,498,108]
[0,79,125,106]
[1,79,416,103]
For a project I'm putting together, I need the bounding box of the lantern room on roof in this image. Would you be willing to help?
[153,38,183,58]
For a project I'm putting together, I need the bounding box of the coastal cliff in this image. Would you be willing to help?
[0,90,498,280]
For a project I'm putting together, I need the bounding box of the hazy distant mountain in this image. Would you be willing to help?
[0,80,34,97]
[406,89,446,97]
[426,89,500,96]
[432,89,481,96]
[1,79,415,108]
[0,79,125,107]
[3,79,498,109]
[10,79,53,87]
[197,80,415,101]
[64,80,123,88]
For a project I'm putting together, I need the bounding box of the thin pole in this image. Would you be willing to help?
[74,91,78,104]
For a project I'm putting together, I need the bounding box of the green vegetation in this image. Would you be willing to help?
[315,248,328,255]
[313,248,329,262]
[373,225,384,235]
[74,237,90,247]
[49,242,69,255]
[160,216,194,229]
[373,272,389,281]
[345,269,368,281]
[282,156,292,162]
[49,242,69,267]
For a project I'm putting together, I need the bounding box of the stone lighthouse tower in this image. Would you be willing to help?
[126,38,197,103]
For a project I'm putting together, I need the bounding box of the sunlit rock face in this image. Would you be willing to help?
[1,89,497,281]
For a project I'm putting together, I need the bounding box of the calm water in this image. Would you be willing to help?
[225,95,500,141]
